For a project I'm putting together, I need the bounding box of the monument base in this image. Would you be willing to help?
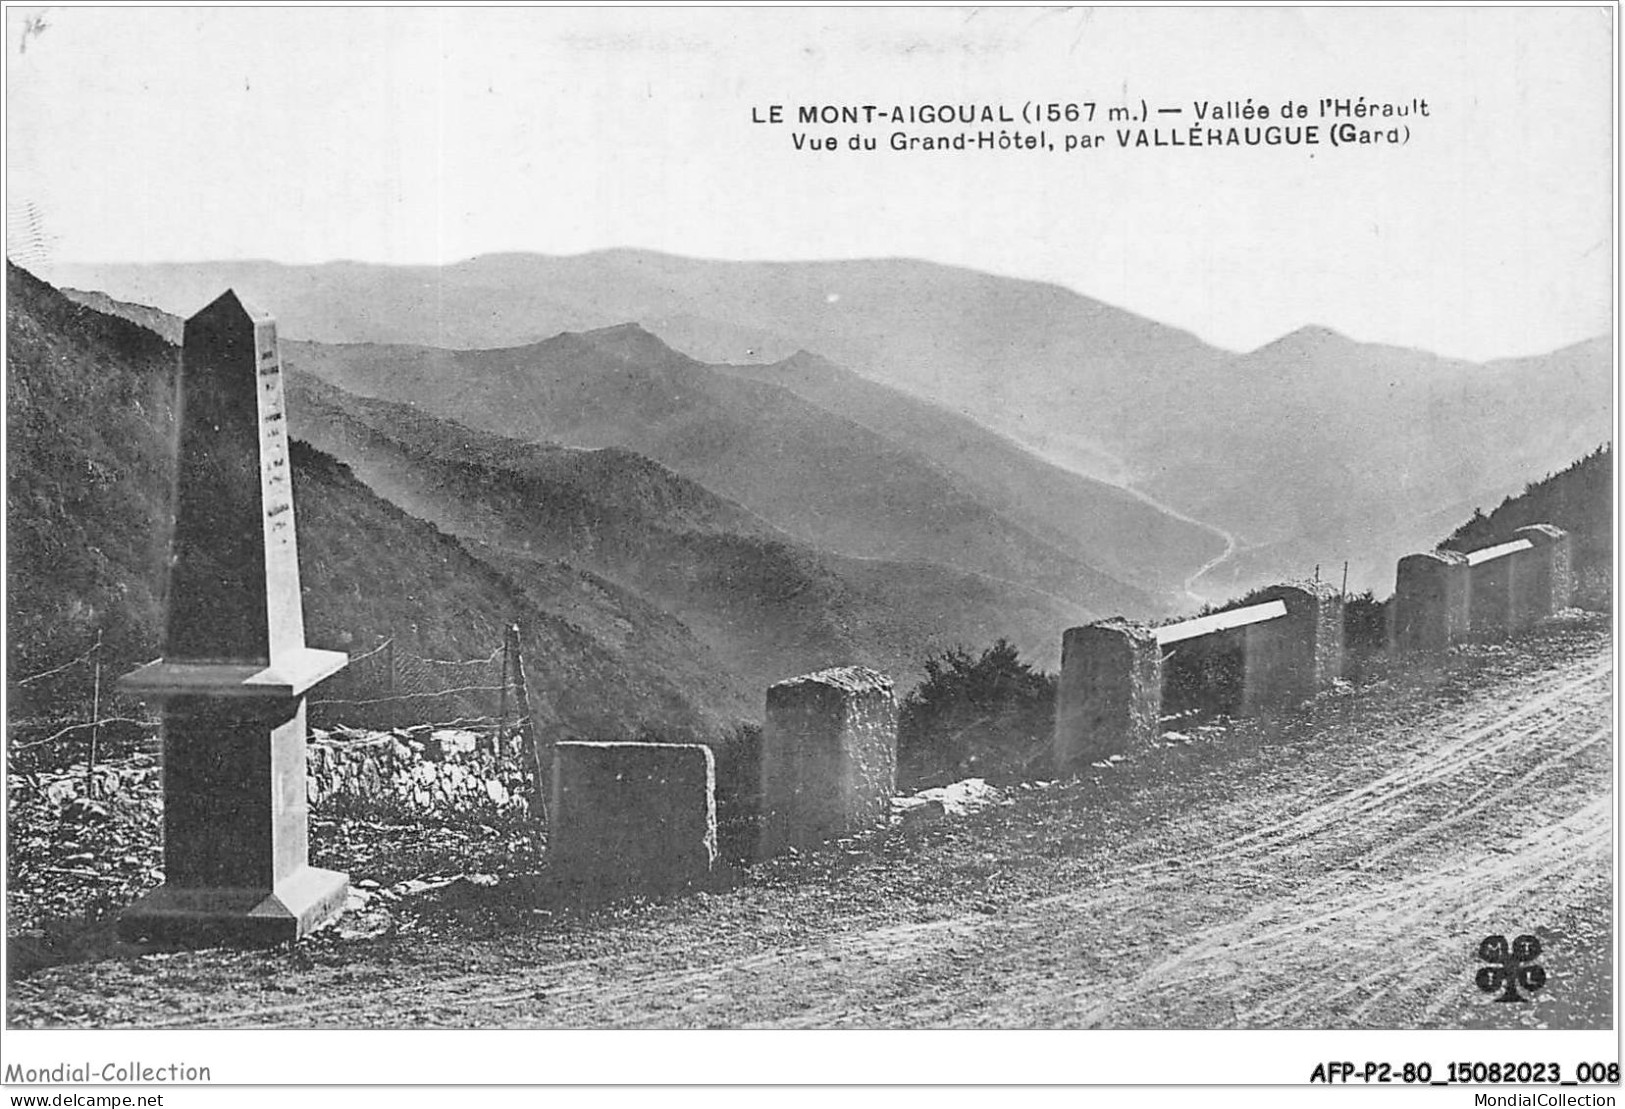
[118,866,349,945]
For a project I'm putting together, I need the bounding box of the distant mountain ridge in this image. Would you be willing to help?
[280,323,1165,617]
[1168,327,1614,598]
[42,250,1612,601]
[39,251,1217,481]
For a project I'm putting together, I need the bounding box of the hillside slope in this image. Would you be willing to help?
[7,267,177,688]
[62,277,1222,602]
[285,372,1091,685]
[282,324,1159,617]
[47,283,1101,680]
[6,264,746,741]
[718,351,1224,596]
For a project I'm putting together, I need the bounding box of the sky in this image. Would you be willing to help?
[4,5,1615,360]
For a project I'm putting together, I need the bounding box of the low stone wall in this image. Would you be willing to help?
[549,741,718,894]
[760,667,897,857]
[1391,523,1573,651]
[1469,548,1520,636]
[306,726,530,814]
[11,726,530,820]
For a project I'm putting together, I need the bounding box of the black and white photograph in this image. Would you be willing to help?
[2,2,1617,1091]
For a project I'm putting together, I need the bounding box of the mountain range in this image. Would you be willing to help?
[43,251,1613,598]
[278,325,1178,616]
[34,272,1174,726]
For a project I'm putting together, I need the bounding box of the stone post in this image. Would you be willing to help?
[760,667,896,857]
[1242,581,1344,712]
[1054,619,1161,769]
[1512,524,1573,623]
[549,741,718,895]
[117,291,348,943]
[1390,550,1471,652]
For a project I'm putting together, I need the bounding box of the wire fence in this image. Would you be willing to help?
[13,644,104,688]
[7,630,543,787]
[307,640,510,730]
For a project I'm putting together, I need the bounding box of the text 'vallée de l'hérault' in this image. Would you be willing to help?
[755,98,1430,151]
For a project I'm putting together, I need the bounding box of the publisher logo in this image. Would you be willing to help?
[1476,934,1546,1003]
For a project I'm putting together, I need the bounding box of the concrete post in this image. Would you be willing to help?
[1512,524,1574,623]
[760,667,896,857]
[1391,550,1471,652]
[1054,619,1161,769]
[1242,580,1344,711]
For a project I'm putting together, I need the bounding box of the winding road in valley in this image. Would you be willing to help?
[1116,480,1239,605]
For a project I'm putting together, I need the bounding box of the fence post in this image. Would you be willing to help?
[506,623,547,825]
[384,637,398,731]
[497,630,511,756]
[85,630,103,799]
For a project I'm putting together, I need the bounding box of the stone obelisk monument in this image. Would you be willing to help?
[118,290,349,943]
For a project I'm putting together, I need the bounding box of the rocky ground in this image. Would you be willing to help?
[5,613,1613,1029]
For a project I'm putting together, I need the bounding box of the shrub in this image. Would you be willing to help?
[1161,632,1244,719]
[897,640,1055,788]
[1342,590,1388,654]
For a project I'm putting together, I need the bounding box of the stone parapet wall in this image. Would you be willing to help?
[550,741,718,894]
[1391,524,1572,652]
[10,727,531,819]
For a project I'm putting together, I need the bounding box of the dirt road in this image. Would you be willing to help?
[8,617,1613,1029]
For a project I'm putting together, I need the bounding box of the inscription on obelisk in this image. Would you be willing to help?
[165,294,306,662]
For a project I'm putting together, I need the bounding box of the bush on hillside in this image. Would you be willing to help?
[898,640,1055,788]
[1342,590,1387,654]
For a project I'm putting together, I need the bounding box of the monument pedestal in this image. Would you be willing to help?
[120,866,351,945]
[119,650,350,944]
